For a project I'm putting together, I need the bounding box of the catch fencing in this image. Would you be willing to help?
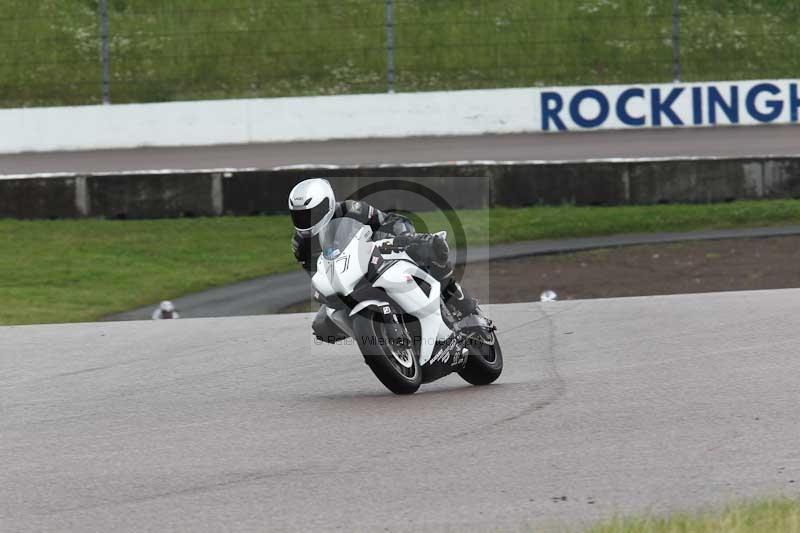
[1,0,798,108]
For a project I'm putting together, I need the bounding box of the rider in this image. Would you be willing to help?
[289,178,477,343]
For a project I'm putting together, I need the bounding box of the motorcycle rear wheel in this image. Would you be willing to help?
[458,330,503,386]
[352,313,422,395]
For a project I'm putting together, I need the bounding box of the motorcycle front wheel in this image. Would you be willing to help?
[352,312,421,395]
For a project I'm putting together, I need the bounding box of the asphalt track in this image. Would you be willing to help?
[2,125,799,175]
[3,289,799,531]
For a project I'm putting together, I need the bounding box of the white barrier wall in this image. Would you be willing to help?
[0,89,536,154]
[1,79,798,154]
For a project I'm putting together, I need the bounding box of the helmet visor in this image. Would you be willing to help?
[291,198,330,231]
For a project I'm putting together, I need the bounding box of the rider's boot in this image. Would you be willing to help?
[430,261,478,318]
[441,276,478,319]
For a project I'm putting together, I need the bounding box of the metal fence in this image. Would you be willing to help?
[0,0,797,108]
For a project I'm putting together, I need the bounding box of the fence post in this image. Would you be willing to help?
[100,0,111,104]
[385,0,395,93]
[672,0,681,82]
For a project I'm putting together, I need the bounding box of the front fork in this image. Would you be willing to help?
[383,312,412,348]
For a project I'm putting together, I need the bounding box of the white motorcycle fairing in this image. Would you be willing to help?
[312,224,373,298]
[370,259,453,365]
[349,299,391,317]
[311,219,454,366]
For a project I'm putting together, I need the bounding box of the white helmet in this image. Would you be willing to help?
[160,301,175,314]
[288,178,336,237]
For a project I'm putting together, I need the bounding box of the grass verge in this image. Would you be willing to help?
[585,499,800,533]
[1,0,799,106]
[4,199,800,325]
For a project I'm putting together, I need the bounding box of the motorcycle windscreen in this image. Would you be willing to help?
[319,217,364,260]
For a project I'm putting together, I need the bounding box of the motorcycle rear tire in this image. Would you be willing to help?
[458,331,503,386]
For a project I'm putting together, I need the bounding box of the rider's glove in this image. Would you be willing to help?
[390,233,450,267]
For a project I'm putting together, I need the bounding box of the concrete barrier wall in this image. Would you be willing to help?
[0,88,535,154]
[2,79,798,153]
[2,157,799,220]
[0,176,80,219]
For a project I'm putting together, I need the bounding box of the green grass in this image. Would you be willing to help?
[419,200,800,247]
[4,199,800,326]
[0,0,798,107]
[0,216,296,325]
[585,499,800,533]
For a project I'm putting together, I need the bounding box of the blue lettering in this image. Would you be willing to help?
[790,83,800,123]
[569,89,610,128]
[616,88,645,126]
[541,92,566,131]
[745,83,783,123]
[708,86,739,124]
[692,87,703,125]
[651,87,685,126]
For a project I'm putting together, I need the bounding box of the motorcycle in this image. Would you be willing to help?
[311,217,502,394]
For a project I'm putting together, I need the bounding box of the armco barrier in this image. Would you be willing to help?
[1,79,798,154]
[1,157,799,220]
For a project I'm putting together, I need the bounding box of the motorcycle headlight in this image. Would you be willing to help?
[323,247,341,260]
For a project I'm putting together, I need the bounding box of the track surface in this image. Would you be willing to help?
[3,290,799,531]
[2,125,799,175]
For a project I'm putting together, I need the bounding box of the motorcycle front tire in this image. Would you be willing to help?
[352,312,422,395]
